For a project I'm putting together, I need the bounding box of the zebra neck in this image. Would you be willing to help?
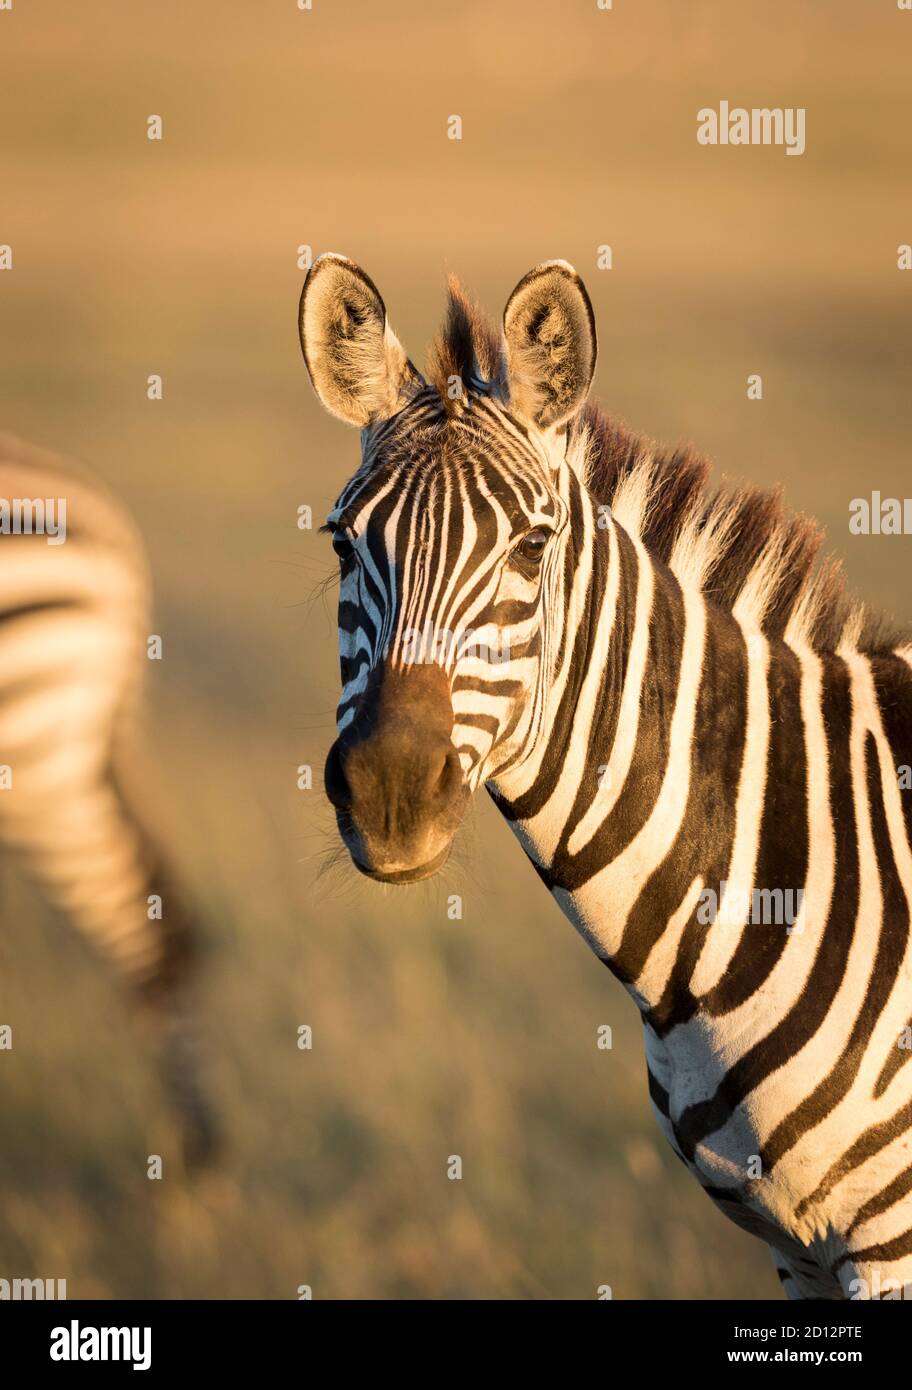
[489,512,789,1019]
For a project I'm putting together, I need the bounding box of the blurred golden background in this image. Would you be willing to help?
[0,0,909,1298]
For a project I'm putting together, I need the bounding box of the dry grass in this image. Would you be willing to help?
[0,0,909,1298]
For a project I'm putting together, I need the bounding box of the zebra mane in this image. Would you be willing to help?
[428,279,907,657]
[428,275,507,403]
[576,404,909,655]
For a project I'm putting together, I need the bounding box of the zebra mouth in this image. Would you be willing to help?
[351,845,452,884]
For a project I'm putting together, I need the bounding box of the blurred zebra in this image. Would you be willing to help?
[0,433,215,1166]
[300,255,912,1299]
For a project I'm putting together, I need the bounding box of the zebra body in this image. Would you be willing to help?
[300,255,912,1299]
[501,552,912,1299]
[0,433,214,1165]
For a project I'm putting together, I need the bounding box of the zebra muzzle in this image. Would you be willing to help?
[325,664,468,882]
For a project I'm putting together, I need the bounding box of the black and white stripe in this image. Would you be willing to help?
[303,255,912,1299]
[0,433,215,1166]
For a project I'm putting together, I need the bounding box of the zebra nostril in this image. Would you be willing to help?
[434,745,463,798]
[324,741,352,810]
[416,742,448,799]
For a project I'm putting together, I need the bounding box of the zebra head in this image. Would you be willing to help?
[300,255,597,883]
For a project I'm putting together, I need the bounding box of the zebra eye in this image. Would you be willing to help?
[514,528,550,566]
[331,530,355,565]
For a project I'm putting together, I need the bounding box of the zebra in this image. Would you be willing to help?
[0,432,216,1167]
[299,253,912,1300]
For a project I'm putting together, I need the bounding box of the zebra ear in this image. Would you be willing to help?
[502,261,597,431]
[298,254,424,427]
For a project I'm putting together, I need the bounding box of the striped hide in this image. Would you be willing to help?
[0,433,215,1168]
[300,256,912,1299]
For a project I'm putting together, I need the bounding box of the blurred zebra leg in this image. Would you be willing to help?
[137,821,220,1171]
[0,434,217,1168]
[1,763,218,1168]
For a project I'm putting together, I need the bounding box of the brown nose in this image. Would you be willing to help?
[325,664,467,880]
